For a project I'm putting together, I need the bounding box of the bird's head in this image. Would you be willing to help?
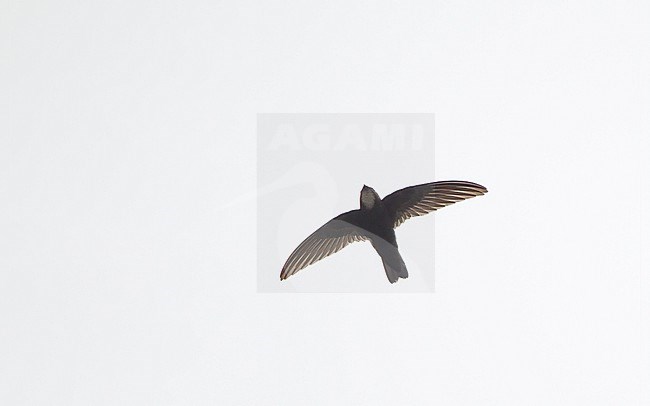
[360,185,380,210]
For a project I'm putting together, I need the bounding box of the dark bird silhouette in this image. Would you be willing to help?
[280,181,487,283]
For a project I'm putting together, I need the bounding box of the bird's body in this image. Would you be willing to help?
[280,181,487,283]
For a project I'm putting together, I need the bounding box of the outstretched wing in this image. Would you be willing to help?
[280,210,368,280]
[382,181,487,228]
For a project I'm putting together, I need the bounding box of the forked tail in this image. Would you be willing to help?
[372,239,408,283]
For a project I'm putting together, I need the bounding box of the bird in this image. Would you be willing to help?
[280,180,487,283]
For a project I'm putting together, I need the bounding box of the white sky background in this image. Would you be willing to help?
[257,114,438,293]
[1,1,648,405]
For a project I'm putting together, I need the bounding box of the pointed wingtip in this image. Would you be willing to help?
[474,182,488,195]
[458,181,488,195]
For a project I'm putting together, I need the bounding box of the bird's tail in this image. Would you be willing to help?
[372,239,408,284]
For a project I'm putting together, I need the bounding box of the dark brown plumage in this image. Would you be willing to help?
[280,181,487,283]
